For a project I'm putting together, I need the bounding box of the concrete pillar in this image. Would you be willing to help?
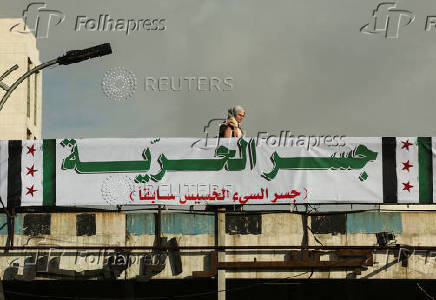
[217,208,226,300]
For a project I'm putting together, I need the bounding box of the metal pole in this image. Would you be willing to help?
[0,59,57,111]
[9,208,15,249]
[0,43,111,112]
[156,205,162,249]
[217,207,226,300]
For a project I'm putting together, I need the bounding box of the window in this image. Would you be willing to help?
[23,214,51,236]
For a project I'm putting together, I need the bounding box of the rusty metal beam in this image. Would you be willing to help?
[218,259,369,269]
[192,250,374,278]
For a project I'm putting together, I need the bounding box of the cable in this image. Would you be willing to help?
[417,283,436,300]
[306,225,324,246]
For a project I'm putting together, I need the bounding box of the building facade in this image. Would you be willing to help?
[0,18,42,140]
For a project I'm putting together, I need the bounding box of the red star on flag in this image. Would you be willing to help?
[25,164,38,177]
[402,181,414,192]
[26,185,37,197]
[26,144,36,157]
[401,160,413,172]
[401,140,413,151]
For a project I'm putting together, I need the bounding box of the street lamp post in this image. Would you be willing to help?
[0,43,112,112]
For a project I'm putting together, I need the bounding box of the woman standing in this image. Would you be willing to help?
[219,106,246,138]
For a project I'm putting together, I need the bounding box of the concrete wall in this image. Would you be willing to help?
[0,18,42,140]
[0,211,434,280]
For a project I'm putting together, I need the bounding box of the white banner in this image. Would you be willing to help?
[56,137,383,206]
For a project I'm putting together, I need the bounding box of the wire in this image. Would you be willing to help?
[0,197,11,217]
[306,225,324,246]
[114,207,433,215]
[417,283,436,300]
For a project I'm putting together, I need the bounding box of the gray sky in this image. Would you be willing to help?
[2,0,436,138]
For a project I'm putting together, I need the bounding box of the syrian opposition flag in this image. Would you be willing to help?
[382,137,434,203]
[0,140,56,207]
